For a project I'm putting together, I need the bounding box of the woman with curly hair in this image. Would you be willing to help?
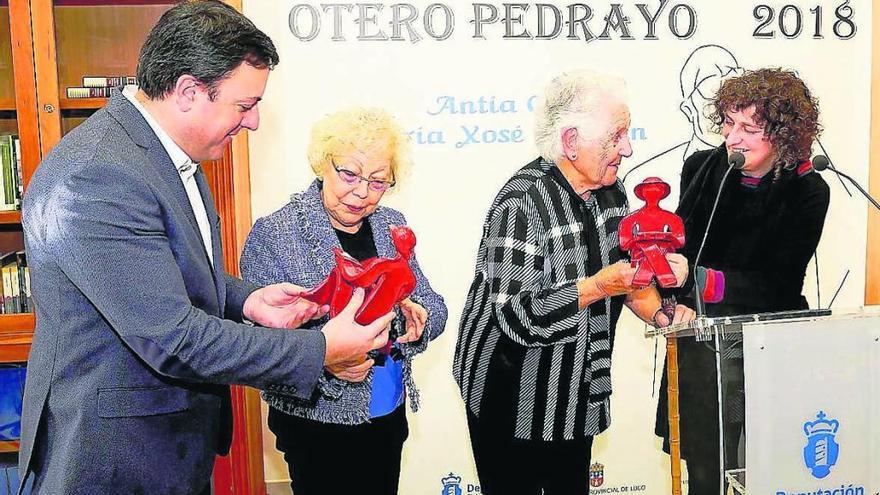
[655,68,830,493]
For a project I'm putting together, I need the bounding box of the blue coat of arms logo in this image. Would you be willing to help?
[802,411,840,479]
[441,473,462,495]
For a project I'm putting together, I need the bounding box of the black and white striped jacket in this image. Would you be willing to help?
[453,158,629,441]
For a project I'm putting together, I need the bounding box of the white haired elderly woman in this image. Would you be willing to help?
[452,70,694,495]
[240,107,447,495]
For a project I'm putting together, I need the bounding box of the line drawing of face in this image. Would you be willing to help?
[679,45,743,152]
[620,44,744,187]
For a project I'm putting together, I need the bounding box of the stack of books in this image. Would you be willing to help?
[0,252,29,315]
[0,134,21,212]
[66,75,137,99]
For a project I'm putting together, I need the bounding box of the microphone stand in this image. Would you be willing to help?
[817,161,880,210]
[688,151,743,495]
[663,150,744,495]
[691,154,743,320]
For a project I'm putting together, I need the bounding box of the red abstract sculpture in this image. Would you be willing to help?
[301,225,417,328]
[619,177,685,288]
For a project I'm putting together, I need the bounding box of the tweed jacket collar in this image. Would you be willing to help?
[289,179,397,282]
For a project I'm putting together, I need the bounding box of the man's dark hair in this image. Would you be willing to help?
[137,0,279,100]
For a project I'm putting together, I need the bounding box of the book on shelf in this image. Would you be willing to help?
[0,135,20,212]
[66,76,137,100]
[66,87,112,99]
[82,76,136,88]
[12,138,21,206]
[1,253,17,314]
[1,265,12,315]
[0,252,30,315]
[17,252,30,314]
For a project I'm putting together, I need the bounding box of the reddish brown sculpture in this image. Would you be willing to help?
[619,177,685,288]
[301,225,417,327]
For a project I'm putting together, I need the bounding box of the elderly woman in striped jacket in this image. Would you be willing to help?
[452,70,695,495]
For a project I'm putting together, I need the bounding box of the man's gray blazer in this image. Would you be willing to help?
[18,92,326,494]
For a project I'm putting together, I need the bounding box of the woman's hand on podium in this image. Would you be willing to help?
[653,304,696,328]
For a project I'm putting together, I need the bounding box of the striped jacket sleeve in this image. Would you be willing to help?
[485,194,582,347]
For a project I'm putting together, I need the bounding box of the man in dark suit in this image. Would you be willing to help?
[18,1,393,493]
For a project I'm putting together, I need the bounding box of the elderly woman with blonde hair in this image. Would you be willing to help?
[240,107,447,495]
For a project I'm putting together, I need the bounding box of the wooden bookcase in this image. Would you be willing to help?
[0,0,40,457]
[1,0,265,493]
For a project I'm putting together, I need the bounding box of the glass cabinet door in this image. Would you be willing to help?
[33,0,175,145]
[0,0,33,260]
[0,1,16,133]
[0,0,39,470]
[0,0,22,220]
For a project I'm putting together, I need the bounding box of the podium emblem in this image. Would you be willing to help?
[589,462,604,487]
[802,411,840,479]
[440,473,462,495]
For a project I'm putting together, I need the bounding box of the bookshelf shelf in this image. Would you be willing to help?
[0,98,13,112]
[0,211,20,224]
[0,313,34,333]
[59,97,106,110]
[0,314,34,363]
[0,440,19,453]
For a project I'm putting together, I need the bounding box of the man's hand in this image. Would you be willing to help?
[243,283,328,329]
[653,304,696,328]
[665,253,689,288]
[396,298,427,344]
[323,288,394,368]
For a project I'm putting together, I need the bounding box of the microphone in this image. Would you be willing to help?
[728,151,745,170]
[812,155,880,211]
[811,155,830,170]
[690,151,745,316]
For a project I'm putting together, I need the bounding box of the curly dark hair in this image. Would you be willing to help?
[711,68,820,177]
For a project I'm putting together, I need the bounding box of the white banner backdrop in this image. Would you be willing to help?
[240,1,873,493]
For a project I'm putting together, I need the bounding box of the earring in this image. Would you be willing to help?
[569,154,577,161]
